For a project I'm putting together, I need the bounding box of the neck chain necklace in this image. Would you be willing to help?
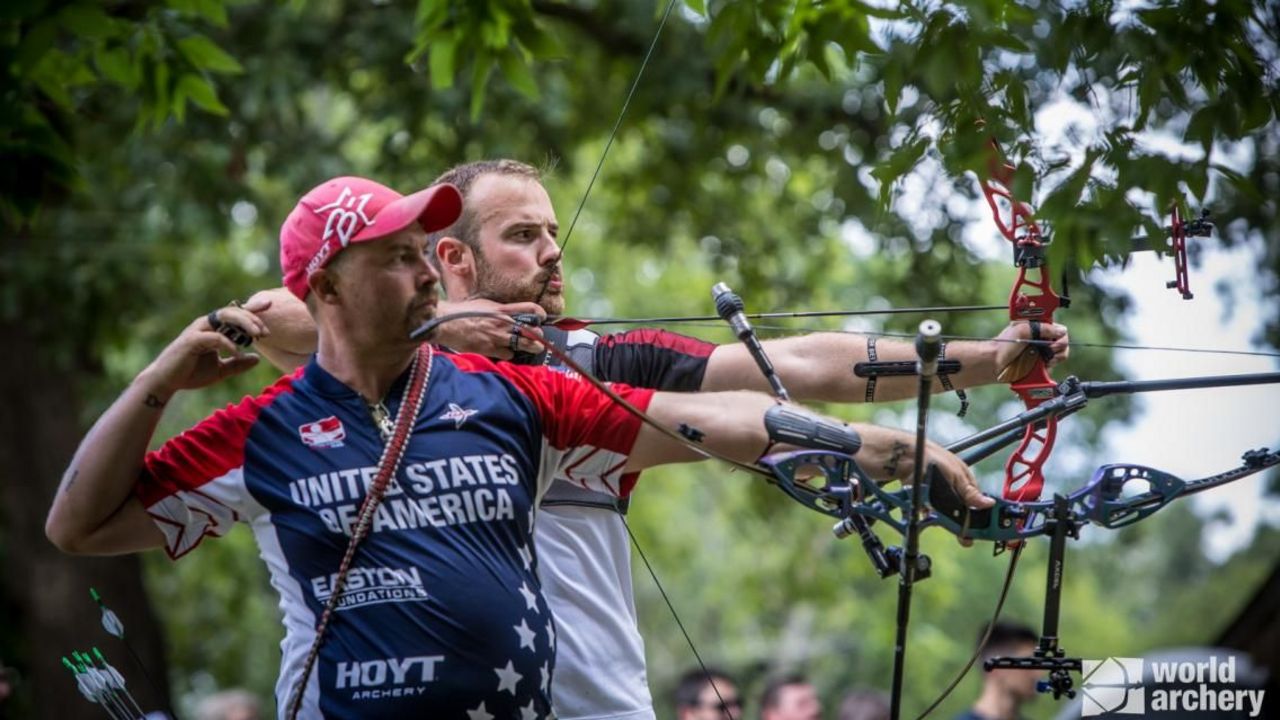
[367,400,395,443]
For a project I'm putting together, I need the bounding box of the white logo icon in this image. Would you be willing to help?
[440,403,479,429]
[315,186,375,248]
[1081,657,1145,716]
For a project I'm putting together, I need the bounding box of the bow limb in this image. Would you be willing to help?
[980,140,1061,504]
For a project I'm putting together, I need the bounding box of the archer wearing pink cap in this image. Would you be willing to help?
[280,176,462,300]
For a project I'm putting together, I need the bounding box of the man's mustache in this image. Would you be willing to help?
[536,266,562,285]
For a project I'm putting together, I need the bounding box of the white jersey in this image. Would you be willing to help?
[529,325,714,719]
[537,505,655,719]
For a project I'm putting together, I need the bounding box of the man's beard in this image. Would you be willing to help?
[402,288,439,340]
[474,261,565,316]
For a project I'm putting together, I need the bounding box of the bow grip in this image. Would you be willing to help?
[927,464,1031,542]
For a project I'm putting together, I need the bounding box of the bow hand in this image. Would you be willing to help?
[994,321,1070,383]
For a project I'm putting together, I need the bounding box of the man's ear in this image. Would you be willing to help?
[307,268,341,305]
[435,236,475,279]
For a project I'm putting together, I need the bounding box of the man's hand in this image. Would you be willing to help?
[853,426,993,510]
[434,298,547,359]
[140,305,267,398]
[994,320,1069,383]
[919,437,992,507]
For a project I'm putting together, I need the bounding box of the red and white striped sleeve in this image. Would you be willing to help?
[135,377,294,559]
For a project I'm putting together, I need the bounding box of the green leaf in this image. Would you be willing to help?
[514,19,566,59]
[498,48,540,100]
[172,82,188,123]
[469,54,493,121]
[176,73,229,115]
[478,11,513,50]
[58,3,117,39]
[870,136,928,208]
[882,54,904,115]
[15,18,58,75]
[427,35,458,89]
[32,67,74,109]
[852,1,908,20]
[414,0,449,27]
[166,0,229,27]
[989,29,1030,53]
[1186,160,1209,202]
[176,35,243,75]
[94,46,139,88]
[1183,106,1216,150]
[152,60,171,127]
[197,0,229,27]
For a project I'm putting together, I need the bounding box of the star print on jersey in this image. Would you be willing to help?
[439,402,479,428]
[520,700,539,720]
[539,661,550,693]
[516,542,533,571]
[545,618,556,650]
[518,581,538,612]
[495,660,522,696]
[467,702,494,720]
[514,618,537,651]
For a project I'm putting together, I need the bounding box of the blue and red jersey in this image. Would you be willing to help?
[135,348,653,719]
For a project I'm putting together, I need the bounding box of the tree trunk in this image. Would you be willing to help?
[0,323,172,719]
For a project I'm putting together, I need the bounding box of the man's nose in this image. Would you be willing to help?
[417,253,440,284]
[538,232,562,266]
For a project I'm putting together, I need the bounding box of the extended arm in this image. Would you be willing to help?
[625,391,990,508]
[45,311,264,554]
[250,289,549,371]
[700,322,1069,402]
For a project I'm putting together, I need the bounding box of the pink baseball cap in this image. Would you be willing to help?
[280,176,463,299]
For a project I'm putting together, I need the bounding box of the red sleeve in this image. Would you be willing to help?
[135,372,297,558]
[447,352,655,497]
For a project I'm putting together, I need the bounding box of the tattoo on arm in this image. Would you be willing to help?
[144,393,166,409]
[883,440,909,478]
